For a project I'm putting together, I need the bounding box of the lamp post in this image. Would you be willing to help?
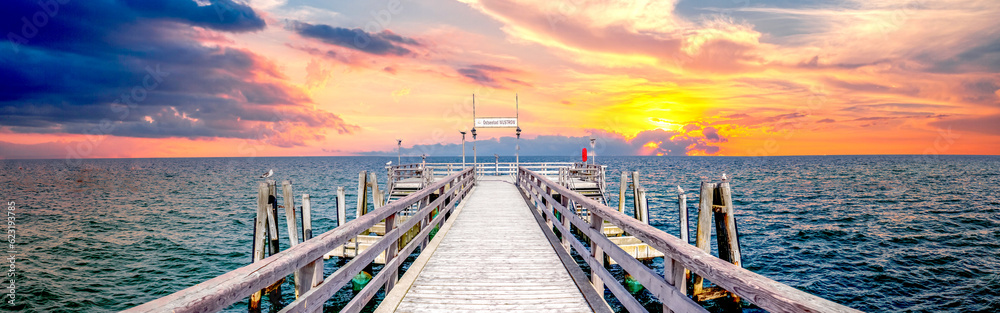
[471,127,477,172]
[397,139,402,165]
[460,131,467,169]
[515,126,521,167]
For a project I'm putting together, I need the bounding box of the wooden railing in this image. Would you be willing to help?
[516,167,861,313]
[125,167,476,313]
[387,162,579,179]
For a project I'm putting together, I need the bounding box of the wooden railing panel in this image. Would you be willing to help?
[125,168,474,313]
[520,174,705,313]
[517,168,862,313]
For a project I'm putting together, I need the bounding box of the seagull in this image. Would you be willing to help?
[722,173,728,182]
[260,169,273,178]
[676,186,684,194]
[386,161,392,166]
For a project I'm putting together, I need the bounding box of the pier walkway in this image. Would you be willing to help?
[380,178,593,312]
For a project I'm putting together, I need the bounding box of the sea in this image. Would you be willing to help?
[1,155,998,312]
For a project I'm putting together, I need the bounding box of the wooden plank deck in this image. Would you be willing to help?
[384,178,594,313]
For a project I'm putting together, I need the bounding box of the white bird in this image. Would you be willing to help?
[676,186,684,194]
[722,173,728,181]
[386,161,392,166]
[260,169,273,178]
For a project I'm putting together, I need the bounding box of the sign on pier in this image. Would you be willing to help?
[474,117,518,128]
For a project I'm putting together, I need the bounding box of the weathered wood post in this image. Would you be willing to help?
[714,180,742,310]
[265,181,282,307]
[298,194,323,301]
[356,171,368,218]
[636,187,649,224]
[282,181,304,298]
[693,181,715,296]
[678,186,689,243]
[618,172,627,213]
[249,182,269,313]
[630,171,643,221]
[666,186,690,313]
[715,182,741,267]
[302,194,313,240]
[336,187,346,227]
[369,172,382,209]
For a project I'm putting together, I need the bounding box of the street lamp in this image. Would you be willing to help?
[397,139,402,165]
[460,131,467,169]
[471,127,477,171]
[515,126,521,166]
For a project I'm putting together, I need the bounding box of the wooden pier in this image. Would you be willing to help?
[379,178,595,312]
[126,162,862,313]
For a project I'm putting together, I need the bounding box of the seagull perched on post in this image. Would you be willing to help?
[677,186,684,194]
[722,173,728,182]
[260,169,273,178]
[386,161,392,166]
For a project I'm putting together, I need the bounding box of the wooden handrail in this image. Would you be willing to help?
[516,167,861,313]
[125,167,475,313]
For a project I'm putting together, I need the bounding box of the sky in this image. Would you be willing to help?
[1,0,998,159]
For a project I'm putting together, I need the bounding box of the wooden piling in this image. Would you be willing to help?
[283,181,299,246]
[678,191,689,243]
[369,172,382,209]
[693,181,715,296]
[298,194,323,299]
[636,187,649,224]
[282,181,304,299]
[265,181,282,307]
[618,172,627,214]
[716,182,741,267]
[302,194,313,243]
[631,171,641,220]
[249,182,269,313]
[357,171,369,217]
[674,187,690,309]
[336,187,346,227]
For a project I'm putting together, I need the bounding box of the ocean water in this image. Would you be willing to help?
[1,155,998,312]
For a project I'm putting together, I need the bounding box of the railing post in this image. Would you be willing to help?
[544,186,554,229]
[385,211,398,291]
[559,194,571,252]
[590,213,605,298]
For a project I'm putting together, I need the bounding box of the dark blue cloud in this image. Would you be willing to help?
[455,64,529,89]
[0,0,356,146]
[288,21,419,56]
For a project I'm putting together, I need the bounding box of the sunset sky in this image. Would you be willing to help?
[1,0,998,159]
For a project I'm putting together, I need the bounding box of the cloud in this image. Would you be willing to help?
[458,0,764,72]
[122,0,266,32]
[287,21,419,56]
[455,64,530,89]
[929,114,1000,136]
[0,0,356,147]
[304,58,334,89]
